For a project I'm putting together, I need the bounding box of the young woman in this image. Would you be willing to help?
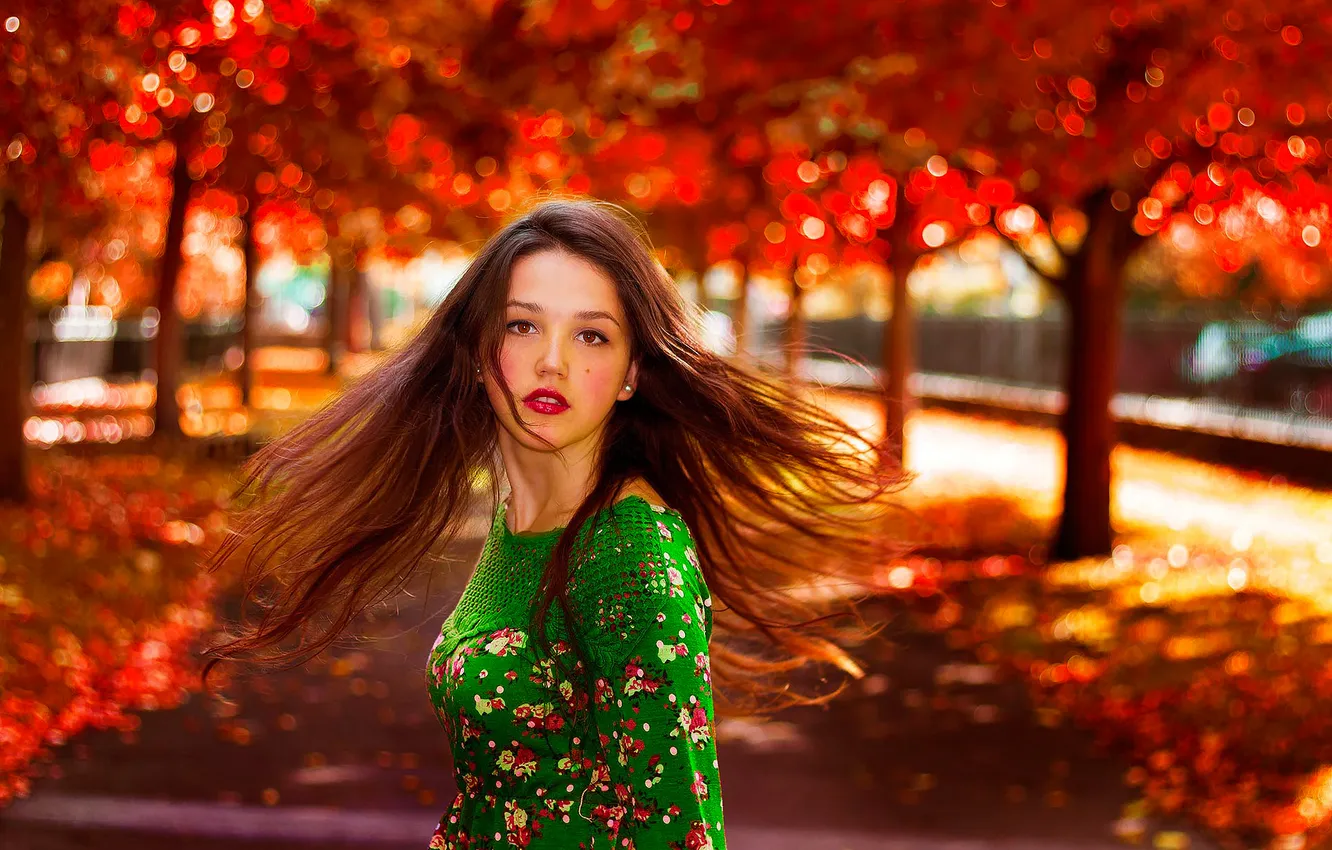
[205,199,907,849]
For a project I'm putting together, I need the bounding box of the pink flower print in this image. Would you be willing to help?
[656,520,673,541]
[484,628,527,656]
[695,652,710,677]
[657,641,687,665]
[624,657,663,695]
[665,567,686,598]
[691,770,710,800]
[589,803,627,832]
[685,546,698,569]
[503,800,530,833]
[618,735,646,764]
[677,705,711,745]
[685,822,714,849]
[514,702,555,730]
[459,715,482,741]
[503,800,527,828]
[512,746,539,778]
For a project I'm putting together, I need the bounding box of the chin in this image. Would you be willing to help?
[506,424,585,452]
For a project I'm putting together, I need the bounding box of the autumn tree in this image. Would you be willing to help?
[0,0,135,501]
[87,0,517,435]
[581,1,990,461]
[849,0,1332,558]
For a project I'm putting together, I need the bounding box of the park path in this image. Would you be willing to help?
[1,523,1212,850]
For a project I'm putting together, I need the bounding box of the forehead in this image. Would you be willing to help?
[507,250,622,314]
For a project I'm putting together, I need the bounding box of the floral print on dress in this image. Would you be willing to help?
[425,496,726,849]
[484,628,527,656]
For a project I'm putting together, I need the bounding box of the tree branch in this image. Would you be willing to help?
[995,228,1068,298]
[1026,199,1076,270]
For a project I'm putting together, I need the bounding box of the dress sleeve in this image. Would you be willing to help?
[568,505,727,850]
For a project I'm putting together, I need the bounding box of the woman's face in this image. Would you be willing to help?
[481,249,637,455]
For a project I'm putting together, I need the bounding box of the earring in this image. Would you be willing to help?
[624,384,632,392]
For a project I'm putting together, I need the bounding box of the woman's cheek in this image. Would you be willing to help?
[582,364,621,402]
[497,350,521,390]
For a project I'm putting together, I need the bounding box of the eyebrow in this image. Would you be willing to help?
[505,300,622,328]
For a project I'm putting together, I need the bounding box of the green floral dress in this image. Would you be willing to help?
[425,495,726,850]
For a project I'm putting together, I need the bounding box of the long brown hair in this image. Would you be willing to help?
[203,197,912,715]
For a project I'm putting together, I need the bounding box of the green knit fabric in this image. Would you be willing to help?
[426,495,727,849]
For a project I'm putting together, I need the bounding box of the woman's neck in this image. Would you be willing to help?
[503,490,587,535]
[497,436,600,535]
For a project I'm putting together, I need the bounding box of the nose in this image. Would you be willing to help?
[536,333,568,379]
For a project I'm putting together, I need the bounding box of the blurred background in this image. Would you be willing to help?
[2,1,1332,848]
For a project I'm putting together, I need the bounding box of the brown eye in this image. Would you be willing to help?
[507,320,535,334]
[578,330,609,345]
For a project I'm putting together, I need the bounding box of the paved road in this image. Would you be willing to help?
[1,534,1212,849]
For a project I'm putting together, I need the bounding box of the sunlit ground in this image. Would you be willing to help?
[822,394,1332,845]
[826,393,1331,607]
[23,349,349,446]
[8,384,1332,845]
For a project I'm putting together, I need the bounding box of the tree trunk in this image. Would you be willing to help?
[346,259,366,354]
[240,191,260,408]
[733,164,766,361]
[784,276,805,378]
[365,273,384,352]
[0,197,31,503]
[325,260,350,376]
[1053,188,1134,560]
[882,225,916,468]
[685,240,710,313]
[732,260,751,358]
[154,131,193,442]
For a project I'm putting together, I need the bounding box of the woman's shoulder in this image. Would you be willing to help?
[613,478,671,512]
[571,489,702,597]
[568,491,710,659]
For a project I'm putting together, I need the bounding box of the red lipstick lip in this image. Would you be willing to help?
[521,388,569,413]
